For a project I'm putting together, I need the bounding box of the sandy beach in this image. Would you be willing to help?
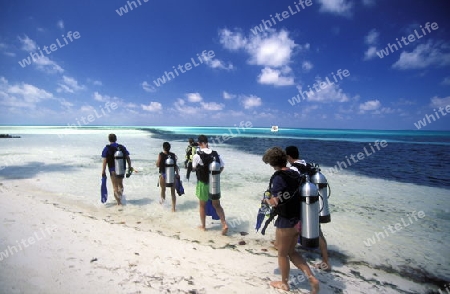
[0,127,448,293]
[0,175,438,294]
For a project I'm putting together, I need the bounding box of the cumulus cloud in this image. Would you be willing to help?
[0,77,54,108]
[18,35,37,51]
[219,28,301,86]
[302,61,313,72]
[141,102,162,112]
[34,56,64,73]
[57,76,85,93]
[201,101,225,111]
[186,92,203,103]
[392,40,450,70]
[365,29,380,45]
[246,29,297,67]
[202,54,234,70]
[223,91,236,99]
[294,77,351,103]
[218,29,248,50]
[317,0,353,17]
[258,66,295,86]
[92,92,122,105]
[429,96,450,108]
[359,99,381,113]
[363,29,380,60]
[241,95,262,109]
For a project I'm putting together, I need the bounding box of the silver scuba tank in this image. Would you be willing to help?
[209,158,221,199]
[300,175,320,249]
[310,165,331,223]
[165,155,175,187]
[114,148,126,177]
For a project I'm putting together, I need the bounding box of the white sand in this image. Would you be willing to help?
[0,178,432,294]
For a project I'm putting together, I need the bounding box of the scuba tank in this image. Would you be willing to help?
[310,164,331,223]
[165,155,175,187]
[209,157,221,199]
[114,148,126,177]
[300,175,320,249]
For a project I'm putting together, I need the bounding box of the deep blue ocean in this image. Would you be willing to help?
[143,127,450,189]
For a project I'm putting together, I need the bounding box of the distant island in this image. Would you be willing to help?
[0,134,21,138]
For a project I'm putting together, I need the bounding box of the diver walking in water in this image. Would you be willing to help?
[185,138,198,181]
[156,142,179,212]
[192,135,228,235]
[101,134,132,206]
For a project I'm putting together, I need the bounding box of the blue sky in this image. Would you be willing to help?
[1,0,449,130]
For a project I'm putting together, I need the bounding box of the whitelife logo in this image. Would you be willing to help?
[18,31,81,68]
[376,22,439,58]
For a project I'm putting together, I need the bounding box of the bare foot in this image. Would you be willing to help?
[159,198,165,204]
[198,225,206,231]
[221,224,228,236]
[269,281,289,291]
[309,276,320,294]
[314,262,331,272]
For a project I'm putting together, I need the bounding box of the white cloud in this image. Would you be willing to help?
[296,78,350,103]
[18,35,37,51]
[186,92,203,103]
[363,29,380,60]
[4,52,16,57]
[241,95,262,109]
[317,0,353,17]
[359,99,381,113]
[92,92,121,104]
[201,102,225,111]
[202,54,234,70]
[302,61,313,72]
[246,29,297,67]
[429,96,450,108]
[392,40,450,70]
[258,66,294,86]
[219,28,302,68]
[34,56,64,73]
[0,77,54,108]
[57,76,85,93]
[93,92,106,102]
[219,28,305,86]
[141,81,156,92]
[441,77,450,86]
[223,91,236,99]
[174,99,202,115]
[141,102,162,112]
[57,20,64,29]
[364,46,378,60]
[365,29,379,45]
[218,28,247,50]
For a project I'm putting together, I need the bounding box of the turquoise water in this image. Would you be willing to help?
[142,126,450,189]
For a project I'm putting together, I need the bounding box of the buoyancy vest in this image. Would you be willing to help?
[196,150,219,184]
[270,169,302,219]
[106,144,125,169]
[159,152,176,174]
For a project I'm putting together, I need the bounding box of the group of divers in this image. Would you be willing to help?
[101,133,332,293]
